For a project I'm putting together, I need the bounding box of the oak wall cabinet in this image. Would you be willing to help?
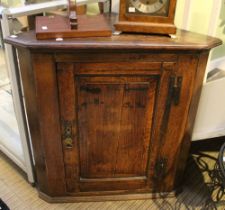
[5,17,221,202]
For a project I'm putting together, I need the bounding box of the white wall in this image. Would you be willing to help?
[178,0,225,141]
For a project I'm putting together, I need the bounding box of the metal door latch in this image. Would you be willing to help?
[62,121,73,149]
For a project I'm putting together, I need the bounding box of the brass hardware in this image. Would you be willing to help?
[64,137,73,148]
[62,121,73,149]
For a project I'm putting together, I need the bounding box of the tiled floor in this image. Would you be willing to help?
[1,139,225,210]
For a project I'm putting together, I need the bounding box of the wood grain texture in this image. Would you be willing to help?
[147,62,174,191]
[57,63,80,193]
[114,21,176,34]
[5,29,221,51]
[16,48,48,193]
[118,0,177,23]
[55,53,178,63]
[36,15,112,40]
[39,190,176,203]
[77,77,156,179]
[4,14,222,51]
[115,0,177,35]
[57,62,165,192]
[174,52,210,188]
[9,14,222,202]
[32,53,66,196]
[155,55,199,192]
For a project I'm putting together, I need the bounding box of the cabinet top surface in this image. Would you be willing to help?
[4,15,221,52]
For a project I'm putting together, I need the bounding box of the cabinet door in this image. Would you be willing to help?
[57,61,175,193]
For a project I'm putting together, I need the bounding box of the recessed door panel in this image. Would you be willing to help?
[77,77,157,179]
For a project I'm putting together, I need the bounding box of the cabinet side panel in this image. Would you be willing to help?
[32,53,66,196]
[175,52,209,187]
[17,48,48,193]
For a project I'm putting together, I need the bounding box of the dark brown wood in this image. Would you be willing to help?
[55,54,178,63]
[115,0,177,34]
[35,15,112,40]
[5,27,221,51]
[174,52,210,188]
[56,62,173,193]
[68,0,78,29]
[39,190,176,203]
[32,53,67,196]
[8,15,221,202]
[114,21,176,35]
[57,63,80,193]
[17,48,48,193]
[150,55,199,192]
[77,76,155,188]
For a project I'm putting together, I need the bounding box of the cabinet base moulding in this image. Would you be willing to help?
[38,190,178,203]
